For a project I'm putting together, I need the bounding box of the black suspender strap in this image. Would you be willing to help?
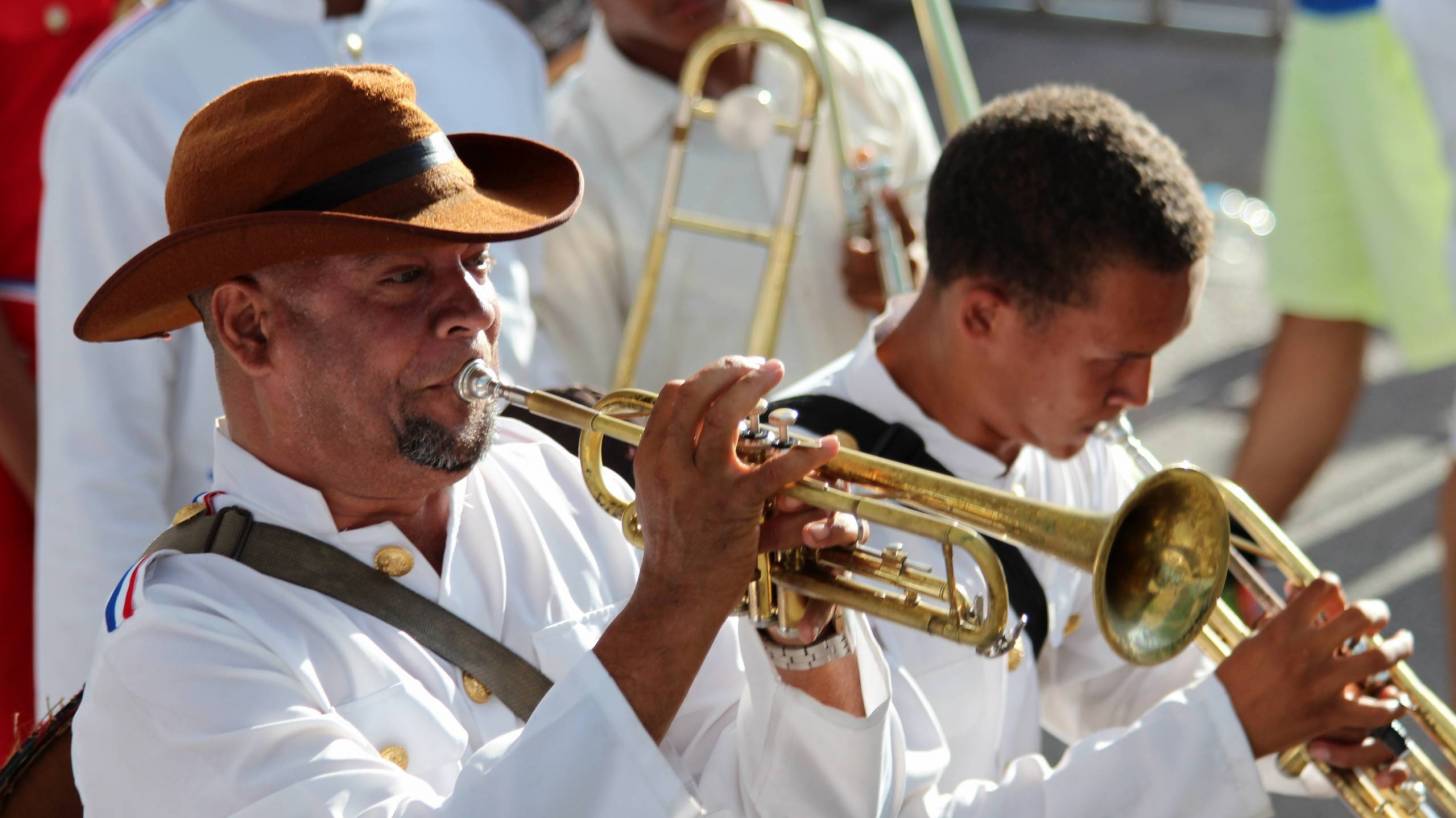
[769,394,1052,659]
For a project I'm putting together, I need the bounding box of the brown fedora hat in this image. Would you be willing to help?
[75,64,583,342]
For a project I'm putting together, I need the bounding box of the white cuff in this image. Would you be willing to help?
[734,614,898,818]
[1196,674,1278,816]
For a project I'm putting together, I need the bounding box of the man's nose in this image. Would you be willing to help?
[435,268,499,341]
[1108,358,1153,409]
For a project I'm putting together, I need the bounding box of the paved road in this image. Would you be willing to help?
[828,3,1456,813]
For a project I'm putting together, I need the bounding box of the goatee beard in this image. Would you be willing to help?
[395,401,495,473]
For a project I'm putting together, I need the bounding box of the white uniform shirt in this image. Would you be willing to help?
[35,0,566,712]
[540,0,941,388]
[74,417,899,817]
[784,299,1319,818]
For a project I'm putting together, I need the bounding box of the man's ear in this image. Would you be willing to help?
[955,279,1011,340]
[211,278,272,375]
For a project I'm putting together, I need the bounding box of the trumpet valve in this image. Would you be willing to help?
[1393,780,1428,814]
[767,407,799,448]
[879,543,908,575]
[747,399,769,437]
[739,400,775,462]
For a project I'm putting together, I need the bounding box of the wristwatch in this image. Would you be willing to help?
[760,616,855,671]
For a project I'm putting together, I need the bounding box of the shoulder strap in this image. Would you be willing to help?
[145,508,552,721]
[770,394,1051,659]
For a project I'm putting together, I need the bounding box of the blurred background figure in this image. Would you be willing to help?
[1229,0,1456,536]
[0,0,120,745]
[33,0,558,717]
[537,0,940,389]
[1376,0,1456,697]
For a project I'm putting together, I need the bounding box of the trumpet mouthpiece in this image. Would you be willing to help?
[454,359,532,412]
[454,359,500,403]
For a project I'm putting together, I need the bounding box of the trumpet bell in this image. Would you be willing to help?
[1097,467,1230,665]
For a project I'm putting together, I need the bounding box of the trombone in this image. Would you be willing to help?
[1099,415,1456,817]
[613,0,977,388]
[611,23,821,389]
[457,360,1231,666]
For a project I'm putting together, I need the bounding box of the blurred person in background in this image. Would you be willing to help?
[538,0,940,389]
[1230,0,1456,539]
[1378,0,1456,697]
[34,0,561,716]
[0,0,119,743]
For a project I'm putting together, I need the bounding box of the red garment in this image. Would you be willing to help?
[0,0,113,746]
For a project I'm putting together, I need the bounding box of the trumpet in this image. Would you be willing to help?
[1099,415,1456,817]
[457,360,1231,666]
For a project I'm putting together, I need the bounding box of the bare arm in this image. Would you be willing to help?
[0,312,36,504]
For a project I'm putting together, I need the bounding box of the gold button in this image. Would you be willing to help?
[462,671,492,704]
[171,501,208,526]
[378,744,408,769]
[344,32,364,60]
[1006,642,1024,672]
[1063,613,1082,637]
[373,546,414,577]
[44,4,70,35]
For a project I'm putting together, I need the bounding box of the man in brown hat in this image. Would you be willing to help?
[69,65,903,816]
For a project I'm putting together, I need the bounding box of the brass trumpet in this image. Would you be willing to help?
[457,361,1231,665]
[1099,415,1456,817]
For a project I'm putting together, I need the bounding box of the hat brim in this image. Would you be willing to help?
[75,133,583,342]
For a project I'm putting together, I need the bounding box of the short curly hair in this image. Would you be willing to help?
[925,85,1211,316]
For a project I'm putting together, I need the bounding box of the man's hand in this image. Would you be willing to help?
[594,356,857,740]
[841,187,917,313]
[630,355,842,620]
[1216,575,1413,778]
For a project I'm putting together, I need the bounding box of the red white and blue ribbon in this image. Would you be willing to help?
[103,490,226,631]
[104,554,157,633]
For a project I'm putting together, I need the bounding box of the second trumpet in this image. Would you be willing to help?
[457,360,1230,666]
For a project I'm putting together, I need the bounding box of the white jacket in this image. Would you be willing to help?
[73,418,900,817]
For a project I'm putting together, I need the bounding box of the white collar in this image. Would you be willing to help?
[836,295,1037,485]
[208,418,452,561]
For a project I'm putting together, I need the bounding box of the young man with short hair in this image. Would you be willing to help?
[784,85,1413,817]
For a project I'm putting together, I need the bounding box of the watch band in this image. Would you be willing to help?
[760,632,854,670]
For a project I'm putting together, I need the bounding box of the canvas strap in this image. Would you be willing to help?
[143,506,552,721]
